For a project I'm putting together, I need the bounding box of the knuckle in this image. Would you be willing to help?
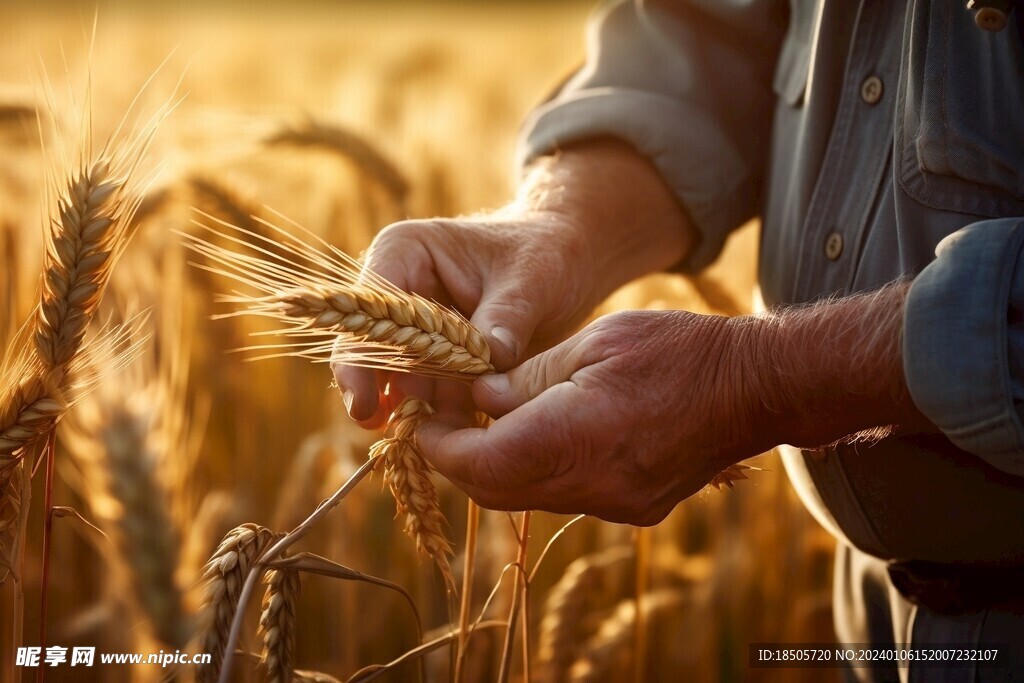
[370,221,411,250]
[578,314,632,360]
[367,220,439,262]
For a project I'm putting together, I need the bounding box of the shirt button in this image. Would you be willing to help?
[973,5,1009,32]
[824,232,844,260]
[860,75,883,105]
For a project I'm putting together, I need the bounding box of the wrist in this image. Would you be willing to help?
[744,283,924,449]
[515,139,695,299]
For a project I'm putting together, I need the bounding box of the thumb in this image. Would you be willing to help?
[473,329,597,417]
[470,286,542,370]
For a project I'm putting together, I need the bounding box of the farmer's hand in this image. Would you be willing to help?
[332,209,597,429]
[415,284,928,525]
[415,310,770,525]
[333,140,694,429]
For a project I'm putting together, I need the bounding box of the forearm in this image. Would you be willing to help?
[512,139,696,302]
[740,282,932,450]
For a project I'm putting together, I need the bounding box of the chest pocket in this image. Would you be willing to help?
[898,0,1024,218]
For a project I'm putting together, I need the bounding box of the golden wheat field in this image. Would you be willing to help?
[0,2,839,681]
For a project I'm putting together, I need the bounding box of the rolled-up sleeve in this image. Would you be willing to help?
[516,0,787,271]
[903,218,1024,475]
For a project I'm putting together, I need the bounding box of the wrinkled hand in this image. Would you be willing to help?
[416,309,773,526]
[332,209,598,429]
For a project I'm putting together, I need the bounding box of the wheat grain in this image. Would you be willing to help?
[259,568,301,683]
[196,523,282,683]
[369,397,455,594]
[0,459,27,584]
[0,371,65,466]
[0,338,115,580]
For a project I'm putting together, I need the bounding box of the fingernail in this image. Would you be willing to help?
[490,326,518,359]
[478,373,509,397]
[342,389,354,414]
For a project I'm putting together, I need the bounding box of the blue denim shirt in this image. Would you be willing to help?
[518,0,1024,564]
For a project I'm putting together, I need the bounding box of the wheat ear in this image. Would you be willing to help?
[0,321,145,584]
[63,374,190,648]
[189,175,264,233]
[182,214,493,378]
[568,590,686,683]
[0,107,160,579]
[538,545,634,683]
[259,568,301,683]
[264,118,410,207]
[369,397,455,593]
[196,524,282,683]
[35,158,140,368]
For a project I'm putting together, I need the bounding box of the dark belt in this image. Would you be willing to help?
[887,560,1024,616]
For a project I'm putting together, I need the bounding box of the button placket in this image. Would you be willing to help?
[789,1,902,303]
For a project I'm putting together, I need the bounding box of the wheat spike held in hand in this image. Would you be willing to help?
[181,213,493,379]
[370,397,456,594]
[259,567,301,683]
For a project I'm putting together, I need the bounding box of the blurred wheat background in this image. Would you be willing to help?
[0,1,837,681]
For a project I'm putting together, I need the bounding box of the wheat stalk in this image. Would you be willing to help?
[259,567,301,683]
[196,523,282,683]
[369,397,456,594]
